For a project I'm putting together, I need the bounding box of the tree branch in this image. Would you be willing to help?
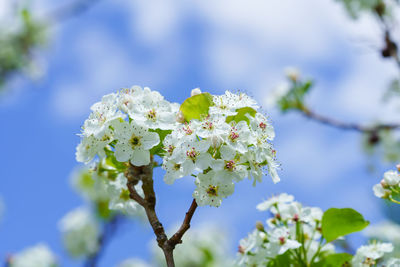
[301,108,400,133]
[125,161,198,267]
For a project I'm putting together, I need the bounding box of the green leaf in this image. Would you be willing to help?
[149,129,172,156]
[314,253,352,267]
[96,200,112,220]
[77,170,95,189]
[267,251,291,267]
[322,208,369,242]
[104,149,127,171]
[180,93,214,122]
[226,107,257,125]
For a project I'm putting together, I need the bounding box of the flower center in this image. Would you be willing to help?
[206,185,219,196]
[259,122,267,130]
[166,145,175,155]
[147,109,157,121]
[186,147,199,162]
[182,124,193,135]
[173,163,181,171]
[279,236,286,245]
[363,258,375,265]
[225,160,236,171]
[203,121,214,130]
[229,129,239,142]
[129,134,142,149]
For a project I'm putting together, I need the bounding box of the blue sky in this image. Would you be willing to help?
[1,0,400,266]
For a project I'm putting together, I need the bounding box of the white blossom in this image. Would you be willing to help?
[58,207,100,258]
[352,242,393,267]
[268,227,301,255]
[83,92,124,138]
[383,170,400,186]
[107,173,145,216]
[113,120,160,166]
[256,193,295,211]
[364,221,400,243]
[191,88,202,96]
[193,170,235,207]
[10,244,58,267]
[117,259,152,267]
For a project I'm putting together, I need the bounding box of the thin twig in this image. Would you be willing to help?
[168,199,198,248]
[301,108,400,133]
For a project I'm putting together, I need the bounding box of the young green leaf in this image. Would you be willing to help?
[180,93,214,122]
[149,129,172,156]
[314,253,352,267]
[322,208,369,242]
[226,107,257,125]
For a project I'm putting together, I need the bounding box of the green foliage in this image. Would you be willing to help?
[314,253,352,267]
[278,80,313,113]
[267,251,292,267]
[0,8,46,88]
[226,107,257,125]
[96,200,112,220]
[180,93,214,122]
[149,129,172,156]
[322,208,369,242]
[104,149,127,172]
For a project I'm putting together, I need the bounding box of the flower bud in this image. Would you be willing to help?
[191,88,202,96]
[380,179,389,189]
[210,135,223,148]
[396,164,400,172]
[176,111,185,123]
[255,221,265,232]
[284,67,300,81]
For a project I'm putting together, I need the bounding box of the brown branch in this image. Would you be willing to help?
[124,161,198,267]
[301,108,400,133]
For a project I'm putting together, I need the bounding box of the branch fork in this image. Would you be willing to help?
[125,160,198,267]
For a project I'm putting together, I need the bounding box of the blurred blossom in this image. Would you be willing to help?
[9,243,58,267]
[117,258,152,267]
[365,220,400,243]
[58,207,100,258]
[264,82,290,109]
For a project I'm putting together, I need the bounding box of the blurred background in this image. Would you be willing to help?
[1,0,400,266]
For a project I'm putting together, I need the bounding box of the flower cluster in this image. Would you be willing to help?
[8,243,58,267]
[352,242,398,267]
[373,165,400,204]
[236,193,332,266]
[163,90,279,206]
[58,207,100,258]
[76,86,179,165]
[76,86,279,209]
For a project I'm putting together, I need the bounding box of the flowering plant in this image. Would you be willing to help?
[74,86,279,266]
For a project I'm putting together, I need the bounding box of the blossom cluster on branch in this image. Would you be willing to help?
[236,193,400,267]
[75,86,279,209]
[373,164,400,204]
